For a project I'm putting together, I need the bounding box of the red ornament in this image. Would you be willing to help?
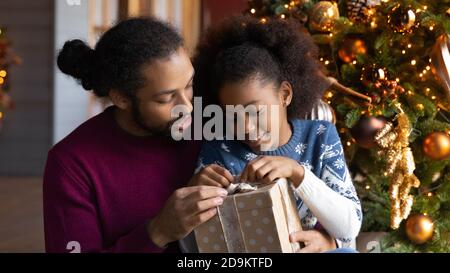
[351,116,387,149]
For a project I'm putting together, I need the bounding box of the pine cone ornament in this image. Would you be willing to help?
[346,0,380,22]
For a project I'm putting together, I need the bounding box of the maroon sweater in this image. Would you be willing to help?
[43,106,200,253]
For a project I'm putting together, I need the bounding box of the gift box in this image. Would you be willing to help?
[194,178,302,253]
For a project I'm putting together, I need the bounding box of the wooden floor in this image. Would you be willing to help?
[0,177,44,253]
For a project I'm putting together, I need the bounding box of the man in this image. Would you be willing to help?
[44,17,227,253]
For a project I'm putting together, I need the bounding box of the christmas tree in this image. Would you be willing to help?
[245,0,450,252]
[0,27,20,128]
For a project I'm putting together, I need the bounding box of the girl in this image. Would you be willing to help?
[189,16,362,252]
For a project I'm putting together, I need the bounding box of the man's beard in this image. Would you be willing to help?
[130,97,182,138]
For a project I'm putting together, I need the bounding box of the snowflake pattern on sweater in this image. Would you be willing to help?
[196,119,362,243]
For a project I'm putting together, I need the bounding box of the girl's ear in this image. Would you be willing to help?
[279,81,293,107]
[110,89,131,110]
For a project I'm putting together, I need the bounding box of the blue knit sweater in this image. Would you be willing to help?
[196,119,362,243]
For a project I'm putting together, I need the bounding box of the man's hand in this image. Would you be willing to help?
[289,230,337,253]
[146,186,228,248]
[188,164,234,188]
[240,156,305,187]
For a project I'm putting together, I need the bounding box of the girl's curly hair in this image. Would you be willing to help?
[193,15,329,119]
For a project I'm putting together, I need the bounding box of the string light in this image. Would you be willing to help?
[429,26,434,31]
[284,4,289,9]
[365,185,371,190]
[0,112,2,119]
[250,8,256,14]
[346,141,352,147]
[427,192,433,197]
[396,78,400,82]
[431,95,437,100]
[324,60,330,65]
[260,18,267,24]
[416,103,424,110]
[326,91,334,98]
[0,78,4,85]
[402,50,406,54]
[0,70,6,78]
[407,44,412,48]
[411,59,417,65]
[280,14,286,19]
[352,60,357,65]
[426,65,431,70]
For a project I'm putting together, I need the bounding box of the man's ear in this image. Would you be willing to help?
[109,89,131,110]
[279,81,293,107]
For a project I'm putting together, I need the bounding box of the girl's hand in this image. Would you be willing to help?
[188,164,234,188]
[240,156,305,187]
[290,230,337,253]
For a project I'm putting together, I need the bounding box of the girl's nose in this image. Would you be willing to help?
[244,115,257,134]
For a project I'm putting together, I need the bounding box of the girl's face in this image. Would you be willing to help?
[218,77,293,152]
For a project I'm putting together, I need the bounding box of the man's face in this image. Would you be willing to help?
[131,47,194,137]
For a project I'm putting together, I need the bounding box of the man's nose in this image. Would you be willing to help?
[178,92,193,113]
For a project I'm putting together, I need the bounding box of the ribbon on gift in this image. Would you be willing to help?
[218,179,302,253]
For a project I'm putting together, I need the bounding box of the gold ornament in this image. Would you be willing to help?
[422,131,450,160]
[338,37,367,63]
[309,1,340,32]
[406,214,434,244]
[387,4,416,33]
[375,106,421,229]
[430,34,450,98]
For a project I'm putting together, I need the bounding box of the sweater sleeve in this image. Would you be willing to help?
[294,123,362,243]
[195,141,227,173]
[43,150,168,253]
